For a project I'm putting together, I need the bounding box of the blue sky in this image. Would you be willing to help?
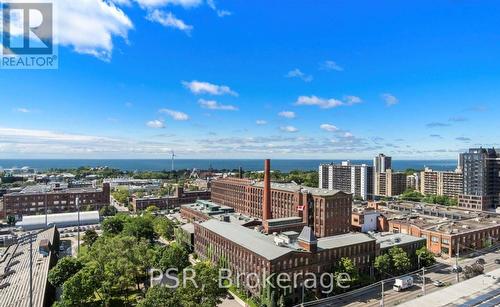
[1,0,500,159]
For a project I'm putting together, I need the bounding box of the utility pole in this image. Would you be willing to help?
[44,193,48,228]
[380,280,385,307]
[422,267,426,295]
[29,233,33,307]
[455,241,460,283]
[77,197,80,255]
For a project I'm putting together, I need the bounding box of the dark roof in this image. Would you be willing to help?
[298,226,317,244]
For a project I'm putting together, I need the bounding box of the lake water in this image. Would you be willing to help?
[0,159,458,173]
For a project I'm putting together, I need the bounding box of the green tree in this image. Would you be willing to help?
[99,205,117,217]
[154,242,190,272]
[59,264,101,305]
[374,254,392,276]
[111,187,130,205]
[416,247,436,267]
[83,229,99,247]
[177,262,227,307]
[389,247,411,275]
[154,217,175,240]
[122,214,157,242]
[48,257,84,287]
[102,214,130,235]
[138,285,180,307]
[146,205,160,213]
[333,257,359,289]
[400,189,424,202]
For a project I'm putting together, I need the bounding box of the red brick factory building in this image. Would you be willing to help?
[192,159,378,301]
[2,183,110,219]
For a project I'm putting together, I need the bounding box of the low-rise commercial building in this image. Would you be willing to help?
[17,211,100,231]
[2,183,110,219]
[382,211,500,258]
[131,187,210,211]
[351,208,380,233]
[373,232,426,256]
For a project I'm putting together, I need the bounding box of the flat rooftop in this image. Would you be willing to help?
[251,181,344,197]
[200,219,292,260]
[317,233,375,250]
[0,227,58,307]
[5,184,102,196]
[426,216,500,234]
[199,219,375,260]
[372,232,426,250]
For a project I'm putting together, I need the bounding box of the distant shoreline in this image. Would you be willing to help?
[0,159,458,173]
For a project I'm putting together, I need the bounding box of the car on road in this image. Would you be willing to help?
[433,280,445,287]
[452,265,463,273]
[476,258,486,265]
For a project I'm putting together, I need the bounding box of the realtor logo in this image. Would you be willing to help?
[1,1,58,69]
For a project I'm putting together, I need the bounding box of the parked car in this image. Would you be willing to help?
[433,280,445,287]
[495,259,500,264]
[452,265,463,273]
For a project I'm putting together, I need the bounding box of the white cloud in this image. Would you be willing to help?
[295,96,343,109]
[198,99,238,111]
[344,132,353,138]
[256,120,267,125]
[280,126,298,133]
[206,0,232,17]
[343,95,362,106]
[55,1,133,60]
[134,0,203,8]
[0,127,114,142]
[382,93,399,106]
[159,109,189,120]
[14,108,31,113]
[278,111,296,119]
[285,68,313,82]
[146,10,193,34]
[295,95,362,109]
[320,60,343,71]
[146,120,166,128]
[320,124,338,132]
[183,80,238,96]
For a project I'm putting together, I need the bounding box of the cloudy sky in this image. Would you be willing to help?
[1,0,500,159]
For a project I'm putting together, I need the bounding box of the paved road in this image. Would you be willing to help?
[302,247,500,307]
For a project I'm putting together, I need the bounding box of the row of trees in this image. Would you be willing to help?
[374,246,435,277]
[245,170,319,187]
[49,213,226,306]
[399,189,458,206]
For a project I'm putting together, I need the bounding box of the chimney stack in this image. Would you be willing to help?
[263,159,272,221]
[238,167,243,179]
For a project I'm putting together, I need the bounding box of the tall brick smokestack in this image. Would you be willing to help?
[263,159,272,221]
